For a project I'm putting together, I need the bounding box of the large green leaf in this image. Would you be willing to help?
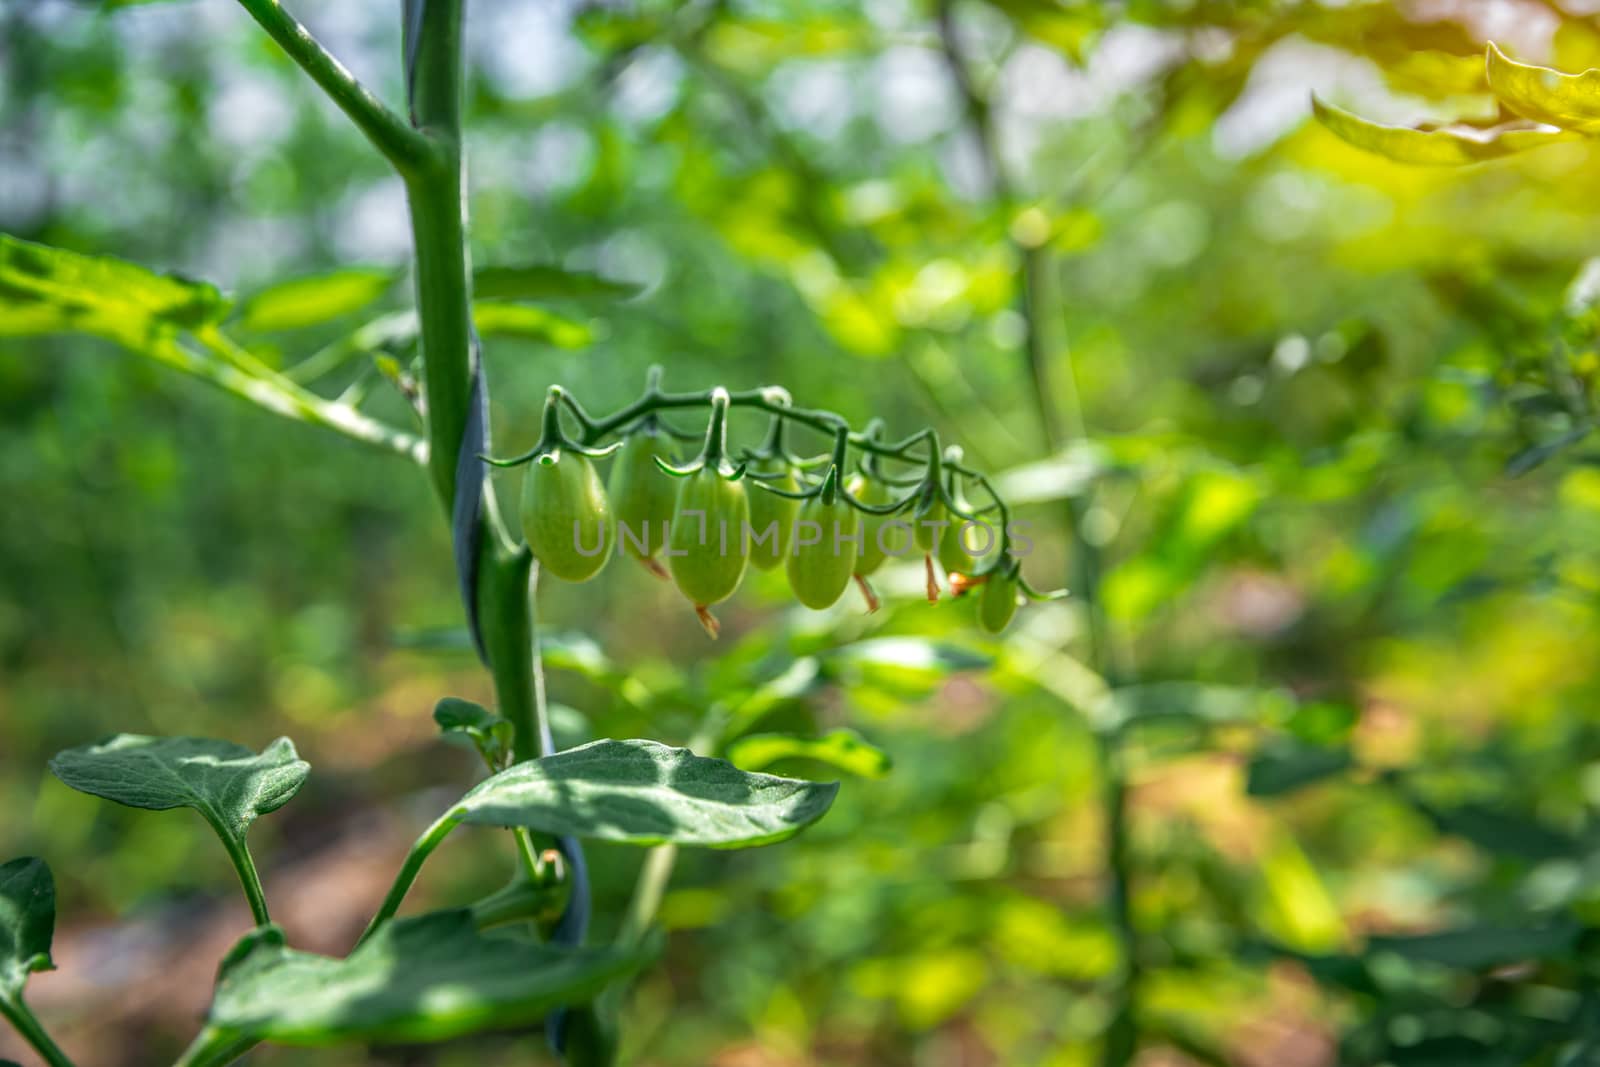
[207,910,649,1045]
[0,233,228,342]
[50,735,309,848]
[1311,96,1573,165]
[1487,42,1600,134]
[727,729,892,779]
[238,268,395,332]
[452,739,838,848]
[0,858,55,1001]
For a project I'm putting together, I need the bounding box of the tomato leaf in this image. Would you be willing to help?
[474,264,641,302]
[433,697,513,768]
[472,301,594,348]
[1246,742,1352,797]
[49,735,309,848]
[1366,921,1580,971]
[0,233,228,342]
[206,910,650,1045]
[1410,799,1579,862]
[1311,95,1573,165]
[0,858,55,1002]
[452,739,838,848]
[727,729,892,779]
[1487,42,1600,134]
[237,268,395,333]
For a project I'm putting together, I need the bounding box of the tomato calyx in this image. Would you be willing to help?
[483,386,623,470]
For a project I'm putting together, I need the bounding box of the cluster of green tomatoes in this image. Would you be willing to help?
[497,381,1056,638]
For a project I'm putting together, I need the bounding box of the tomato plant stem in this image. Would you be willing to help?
[0,995,76,1067]
[357,810,460,948]
[404,162,474,511]
[211,822,272,928]
[470,876,566,930]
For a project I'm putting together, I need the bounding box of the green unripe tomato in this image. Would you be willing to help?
[746,460,801,571]
[787,491,861,610]
[938,520,968,575]
[608,431,678,559]
[979,571,1019,634]
[668,467,750,606]
[939,507,997,577]
[913,491,946,555]
[521,450,614,583]
[848,472,895,576]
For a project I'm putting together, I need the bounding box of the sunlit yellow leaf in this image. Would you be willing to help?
[1487,42,1600,134]
[1381,50,1487,97]
[1555,20,1600,74]
[1311,96,1573,166]
[0,233,228,343]
[1253,828,1346,954]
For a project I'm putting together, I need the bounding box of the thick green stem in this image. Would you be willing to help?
[406,161,473,510]
[478,546,539,762]
[404,0,472,511]
[0,996,75,1067]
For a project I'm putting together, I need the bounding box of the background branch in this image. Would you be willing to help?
[935,4,1136,1065]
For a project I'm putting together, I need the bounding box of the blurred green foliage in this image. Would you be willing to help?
[7,0,1600,1065]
